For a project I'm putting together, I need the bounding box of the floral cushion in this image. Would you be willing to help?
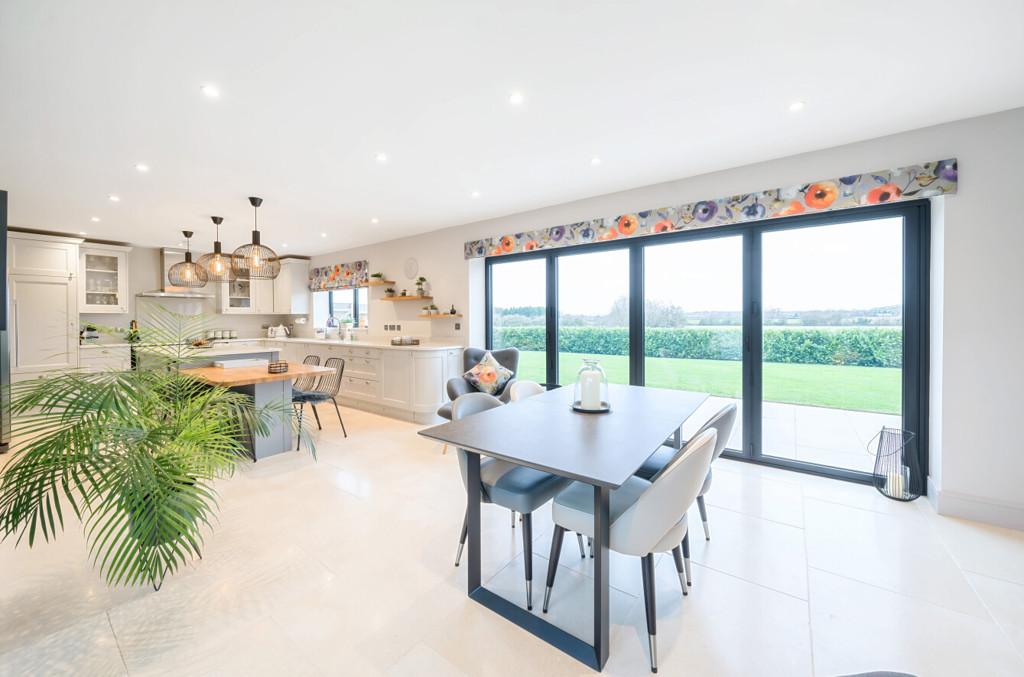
[463,351,513,396]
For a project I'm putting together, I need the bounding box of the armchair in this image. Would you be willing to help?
[436,347,520,422]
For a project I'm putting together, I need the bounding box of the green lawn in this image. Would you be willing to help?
[515,351,900,414]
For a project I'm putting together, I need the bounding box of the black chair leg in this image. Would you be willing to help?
[296,402,304,451]
[522,512,533,610]
[311,403,322,430]
[332,397,348,438]
[576,532,586,558]
[455,507,468,567]
[682,530,692,586]
[697,494,710,540]
[640,553,658,673]
[671,545,688,595]
[543,525,566,613]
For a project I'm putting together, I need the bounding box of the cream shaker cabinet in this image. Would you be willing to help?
[7,233,81,379]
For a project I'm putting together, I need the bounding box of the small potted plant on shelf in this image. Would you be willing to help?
[415,276,427,296]
[429,304,439,315]
[384,287,396,297]
[371,272,385,281]
[400,289,408,297]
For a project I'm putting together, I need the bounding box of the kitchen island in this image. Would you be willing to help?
[207,337,465,423]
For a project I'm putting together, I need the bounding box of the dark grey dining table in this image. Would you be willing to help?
[418,383,709,671]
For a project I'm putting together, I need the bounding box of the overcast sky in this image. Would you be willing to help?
[491,217,903,316]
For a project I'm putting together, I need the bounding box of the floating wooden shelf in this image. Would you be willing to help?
[382,295,432,301]
[367,279,395,286]
[418,313,463,319]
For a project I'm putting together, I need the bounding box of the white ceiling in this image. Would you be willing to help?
[1,1,1022,256]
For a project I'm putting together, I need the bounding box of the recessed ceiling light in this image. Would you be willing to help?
[90,216,100,222]
[134,163,149,173]
[320,232,327,238]
[108,194,120,202]
[282,243,288,248]
[201,84,220,99]
[508,91,525,105]
[370,217,379,224]
[375,152,388,164]
[471,190,481,199]
[788,100,805,112]
[590,156,602,166]
[78,231,87,235]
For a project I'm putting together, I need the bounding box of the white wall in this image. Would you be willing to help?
[81,246,292,338]
[313,107,1024,529]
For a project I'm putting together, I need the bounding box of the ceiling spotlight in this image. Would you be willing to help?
[108,194,120,202]
[508,91,525,105]
[321,232,327,238]
[134,163,149,173]
[590,156,602,166]
[90,216,100,222]
[370,217,380,224]
[78,231,87,235]
[201,84,220,98]
[282,243,288,248]
[375,152,389,164]
[788,100,805,112]
[471,191,481,199]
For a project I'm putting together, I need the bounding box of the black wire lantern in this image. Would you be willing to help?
[197,216,235,282]
[167,230,208,288]
[231,196,280,280]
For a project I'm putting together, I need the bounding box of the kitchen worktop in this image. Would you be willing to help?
[79,342,132,349]
[211,337,464,352]
[135,344,283,359]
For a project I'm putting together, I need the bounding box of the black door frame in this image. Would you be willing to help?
[485,201,930,485]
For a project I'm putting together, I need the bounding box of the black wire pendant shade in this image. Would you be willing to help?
[231,196,280,280]
[167,230,209,288]
[197,216,236,282]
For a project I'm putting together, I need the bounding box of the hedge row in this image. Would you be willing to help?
[494,326,902,368]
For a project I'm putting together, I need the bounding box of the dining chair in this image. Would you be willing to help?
[452,392,572,610]
[292,356,348,449]
[508,379,545,401]
[543,428,717,673]
[635,402,737,542]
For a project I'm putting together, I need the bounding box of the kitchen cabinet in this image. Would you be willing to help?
[273,259,310,315]
[219,278,275,314]
[8,232,80,278]
[412,352,446,412]
[79,345,131,372]
[79,244,131,313]
[9,273,78,376]
[380,350,412,408]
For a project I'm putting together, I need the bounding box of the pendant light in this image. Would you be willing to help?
[167,230,208,288]
[231,196,280,280]
[197,216,235,281]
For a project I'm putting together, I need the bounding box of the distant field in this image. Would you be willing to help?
[515,351,900,414]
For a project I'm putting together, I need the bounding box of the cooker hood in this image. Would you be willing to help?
[137,248,216,299]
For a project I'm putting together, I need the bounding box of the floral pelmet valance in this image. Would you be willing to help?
[309,259,368,291]
[464,158,957,259]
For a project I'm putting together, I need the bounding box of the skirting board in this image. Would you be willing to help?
[338,396,441,425]
[929,477,1024,531]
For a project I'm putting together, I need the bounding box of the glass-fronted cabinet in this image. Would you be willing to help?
[223,279,253,312]
[79,245,130,313]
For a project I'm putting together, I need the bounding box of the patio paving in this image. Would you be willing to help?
[679,396,900,473]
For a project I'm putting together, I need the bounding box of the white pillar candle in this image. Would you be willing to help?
[886,471,905,497]
[580,371,602,410]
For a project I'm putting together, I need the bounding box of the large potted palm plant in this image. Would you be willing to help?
[0,306,312,590]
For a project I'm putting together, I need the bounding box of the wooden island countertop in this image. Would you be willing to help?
[182,361,333,387]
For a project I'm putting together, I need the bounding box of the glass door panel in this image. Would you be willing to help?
[84,252,121,308]
[643,236,743,449]
[556,249,629,385]
[760,218,903,472]
[490,257,547,383]
[228,279,252,309]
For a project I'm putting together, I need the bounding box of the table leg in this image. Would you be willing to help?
[466,451,482,592]
[593,485,610,669]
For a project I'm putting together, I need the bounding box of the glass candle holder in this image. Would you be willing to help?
[573,359,609,412]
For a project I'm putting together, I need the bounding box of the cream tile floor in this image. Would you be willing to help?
[2,408,1024,676]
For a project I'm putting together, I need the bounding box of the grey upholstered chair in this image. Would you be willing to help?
[635,402,737,543]
[452,392,571,610]
[436,347,520,422]
[508,379,545,401]
[544,429,718,673]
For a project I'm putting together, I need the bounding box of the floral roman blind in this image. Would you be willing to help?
[309,259,368,291]
[464,158,957,259]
